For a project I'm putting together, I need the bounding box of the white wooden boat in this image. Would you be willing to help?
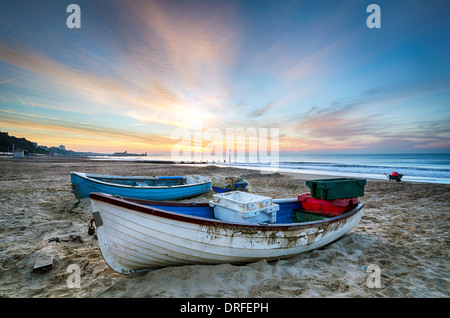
[89,192,364,274]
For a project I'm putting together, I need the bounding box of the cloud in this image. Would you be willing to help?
[112,0,240,126]
[0,0,247,154]
[0,42,129,115]
[296,105,383,146]
[0,109,59,121]
[0,108,173,152]
[0,0,241,129]
[289,85,450,152]
[0,78,18,85]
[1,0,449,154]
[247,101,277,118]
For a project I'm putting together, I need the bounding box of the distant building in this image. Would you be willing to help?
[13,150,24,158]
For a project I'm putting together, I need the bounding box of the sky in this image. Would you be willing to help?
[0,0,449,155]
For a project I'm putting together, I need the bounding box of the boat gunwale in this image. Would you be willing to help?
[71,172,211,189]
[89,192,364,231]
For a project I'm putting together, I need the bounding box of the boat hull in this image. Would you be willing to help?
[71,172,211,200]
[90,193,364,274]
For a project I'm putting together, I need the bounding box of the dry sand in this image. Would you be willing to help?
[0,157,448,298]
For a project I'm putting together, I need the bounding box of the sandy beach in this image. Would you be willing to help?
[0,156,448,298]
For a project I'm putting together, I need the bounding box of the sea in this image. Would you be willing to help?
[89,153,450,185]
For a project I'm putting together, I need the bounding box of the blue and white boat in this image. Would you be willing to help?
[70,172,211,200]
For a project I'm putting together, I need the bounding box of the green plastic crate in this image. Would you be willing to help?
[305,178,366,200]
[292,210,329,223]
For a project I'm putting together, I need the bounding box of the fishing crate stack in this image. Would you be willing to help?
[209,191,279,224]
[294,178,366,221]
[210,175,249,193]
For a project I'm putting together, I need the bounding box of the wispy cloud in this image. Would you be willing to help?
[0,78,18,85]
[0,0,241,129]
[289,78,450,151]
[0,42,128,114]
[0,0,449,153]
[0,108,173,152]
[0,109,59,121]
[247,101,277,118]
[112,0,240,127]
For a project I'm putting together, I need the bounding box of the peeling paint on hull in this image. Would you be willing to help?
[90,193,363,274]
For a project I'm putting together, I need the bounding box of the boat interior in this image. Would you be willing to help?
[94,176,187,187]
[142,201,331,224]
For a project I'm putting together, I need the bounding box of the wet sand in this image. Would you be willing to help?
[0,157,448,298]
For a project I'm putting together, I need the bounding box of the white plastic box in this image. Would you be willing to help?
[209,191,279,224]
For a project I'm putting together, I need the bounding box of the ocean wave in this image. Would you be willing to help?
[217,154,450,184]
